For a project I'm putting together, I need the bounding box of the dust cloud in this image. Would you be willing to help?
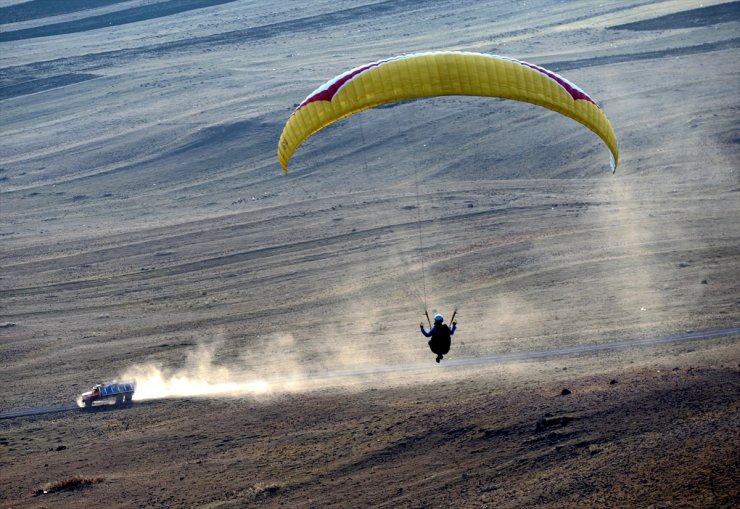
[121,336,319,401]
[120,325,438,402]
[119,239,465,402]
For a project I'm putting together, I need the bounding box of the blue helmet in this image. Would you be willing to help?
[434,314,444,323]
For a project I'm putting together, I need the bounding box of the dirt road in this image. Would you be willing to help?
[3,326,736,421]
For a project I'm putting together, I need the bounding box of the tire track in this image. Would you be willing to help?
[0,203,544,297]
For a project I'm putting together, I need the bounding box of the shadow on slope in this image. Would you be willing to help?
[0,0,128,24]
[0,0,239,42]
[610,1,740,31]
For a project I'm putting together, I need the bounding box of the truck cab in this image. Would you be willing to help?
[80,382,135,408]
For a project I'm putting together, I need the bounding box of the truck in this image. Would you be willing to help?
[80,381,136,408]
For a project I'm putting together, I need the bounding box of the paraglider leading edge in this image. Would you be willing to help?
[277,51,619,173]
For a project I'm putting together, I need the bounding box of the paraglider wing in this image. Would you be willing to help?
[277,51,619,173]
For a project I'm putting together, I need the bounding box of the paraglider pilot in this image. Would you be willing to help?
[421,314,457,363]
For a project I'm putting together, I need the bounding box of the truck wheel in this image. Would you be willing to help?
[84,399,92,408]
[124,394,133,403]
[115,395,124,405]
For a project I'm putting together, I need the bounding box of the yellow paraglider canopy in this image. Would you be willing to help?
[277,51,618,173]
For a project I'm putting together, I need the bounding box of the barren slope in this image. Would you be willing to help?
[1,0,738,507]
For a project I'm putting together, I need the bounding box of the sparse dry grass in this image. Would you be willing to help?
[247,482,281,500]
[35,475,104,496]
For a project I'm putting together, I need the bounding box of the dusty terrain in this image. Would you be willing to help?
[1,0,739,507]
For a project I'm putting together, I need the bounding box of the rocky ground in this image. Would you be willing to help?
[2,349,738,508]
